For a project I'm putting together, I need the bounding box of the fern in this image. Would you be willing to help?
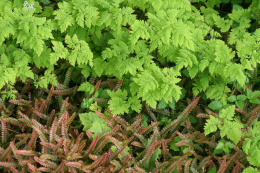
[205,105,244,145]
[242,120,260,167]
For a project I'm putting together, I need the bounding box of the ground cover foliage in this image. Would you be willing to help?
[0,0,260,172]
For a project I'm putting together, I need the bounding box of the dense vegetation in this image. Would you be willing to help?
[0,0,260,172]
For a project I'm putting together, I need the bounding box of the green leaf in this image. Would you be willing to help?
[237,95,247,101]
[170,137,181,151]
[250,91,260,100]
[219,105,235,121]
[81,98,94,109]
[80,65,91,78]
[90,121,110,138]
[108,89,130,115]
[235,100,244,110]
[141,114,148,127]
[158,98,167,109]
[227,95,236,102]
[169,99,176,110]
[188,115,197,124]
[128,96,142,113]
[204,116,221,135]
[219,120,243,144]
[99,89,110,99]
[208,167,217,173]
[249,98,260,104]
[79,112,110,138]
[242,167,260,173]
[208,101,223,110]
[78,82,94,96]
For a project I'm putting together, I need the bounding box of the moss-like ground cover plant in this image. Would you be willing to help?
[0,0,260,172]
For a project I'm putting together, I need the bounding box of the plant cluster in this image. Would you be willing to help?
[0,0,260,172]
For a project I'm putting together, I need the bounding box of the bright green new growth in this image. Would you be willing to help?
[204,105,243,144]
[79,112,110,138]
[242,120,260,167]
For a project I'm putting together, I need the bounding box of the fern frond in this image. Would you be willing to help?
[65,161,84,169]
[131,141,144,148]
[143,122,160,135]
[217,156,227,173]
[146,124,160,148]
[47,109,56,128]
[46,85,55,105]
[113,116,130,129]
[64,68,71,87]
[130,113,142,130]
[31,119,47,133]
[28,130,38,150]
[60,97,69,115]
[93,137,109,155]
[134,165,146,173]
[53,159,65,173]
[188,149,203,161]
[37,167,52,172]
[166,154,189,172]
[0,119,7,144]
[138,140,157,166]
[54,138,65,155]
[134,132,146,145]
[196,113,210,118]
[113,79,123,91]
[66,132,84,159]
[94,110,107,119]
[177,161,182,173]
[246,112,257,127]
[161,97,200,137]
[83,135,99,159]
[61,119,68,139]
[0,161,18,168]
[53,87,77,95]
[205,108,219,119]
[17,110,32,126]
[49,117,58,143]
[58,110,69,125]
[9,99,31,106]
[16,136,30,148]
[145,104,157,122]
[110,160,122,170]
[14,150,37,156]
[93,80,101,96]
[110,143,128,161]
[9,141,23,166]
[32,125,47,142]
[184,159,192,173]
[0,146,11,161]
[83,154,105,170]
[34,156,58,168]
[32,110,48,119]
[27,163,38,172]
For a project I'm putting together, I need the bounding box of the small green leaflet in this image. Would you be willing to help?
[79,112,110,138]
[204,116,221,135]
[219,105,235,121]
[219,120,243,145]
[208,100,223,110]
